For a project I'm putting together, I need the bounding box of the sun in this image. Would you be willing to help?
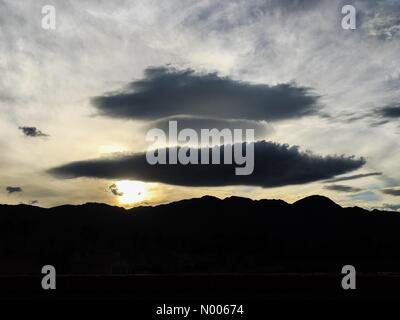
[115,180,148,205]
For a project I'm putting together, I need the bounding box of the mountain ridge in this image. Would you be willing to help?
[0,194,393,213]
[1,194,400,275]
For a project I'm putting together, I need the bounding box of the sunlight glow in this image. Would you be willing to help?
[115,180,148,205]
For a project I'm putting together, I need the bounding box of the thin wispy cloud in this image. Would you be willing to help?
[324,184,362,193]
[325,172,382,183]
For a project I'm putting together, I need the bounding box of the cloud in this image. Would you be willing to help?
[18,126,49,137]
[0,92,16,104]
[366,15,400,40]
[324,184,362,193]
[348,191,381,202]
[382,204,400,211]
[325,172,382,183]
[271,0,321,11]
[182,0,322,33]
[108,184,123,196]
[6,186,22,194]
[18,200,39,206]
[334,104,400,126]
[1,0,398,208]
[377,104,400,118]
[92,66,321,122]
[359,0,400,40]
[49,141,365,188]
[147,116,273,140]
[381,188,400,196]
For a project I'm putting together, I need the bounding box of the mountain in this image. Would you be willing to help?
[0,195,399,275]
[294,195,342,210]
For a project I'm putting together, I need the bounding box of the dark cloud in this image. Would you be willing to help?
[381,188,400,196]
[148,116,273,140]
[6,186,22,194]
[109,184,123,196]
[92,67,320,122]
[19,126,49,137]
[334,104,400,126]
[49,141,365,188]
[377,104,400,118]
[324,184,362,193]
[325,172,382,183]
[367,104,400,126]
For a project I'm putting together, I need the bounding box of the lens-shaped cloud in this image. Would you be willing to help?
[49,141,365,188]
[92,66,320,122]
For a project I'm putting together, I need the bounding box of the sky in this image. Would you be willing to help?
[1,0,400,210]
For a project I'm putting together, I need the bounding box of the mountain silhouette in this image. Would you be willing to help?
[1,195,399,275]
[294,195,342,209]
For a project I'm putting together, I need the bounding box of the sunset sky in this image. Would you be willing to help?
[1,0,400,210]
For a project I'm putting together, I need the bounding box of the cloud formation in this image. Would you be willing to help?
[19,126,49,137]
[324,184,362,193]
[377,104,400,118]
[1,0,398,208]
[49,141,365,188]
[348,191,381,202]
[325,172,382,183]
[360,0,400,40]
[335,104,400,126]
[6,186,22,194]
[381,188,400,196]
[108,184,123,196]
[147,116,273,140]
[92,67,320,122]
[382,204,400,211]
